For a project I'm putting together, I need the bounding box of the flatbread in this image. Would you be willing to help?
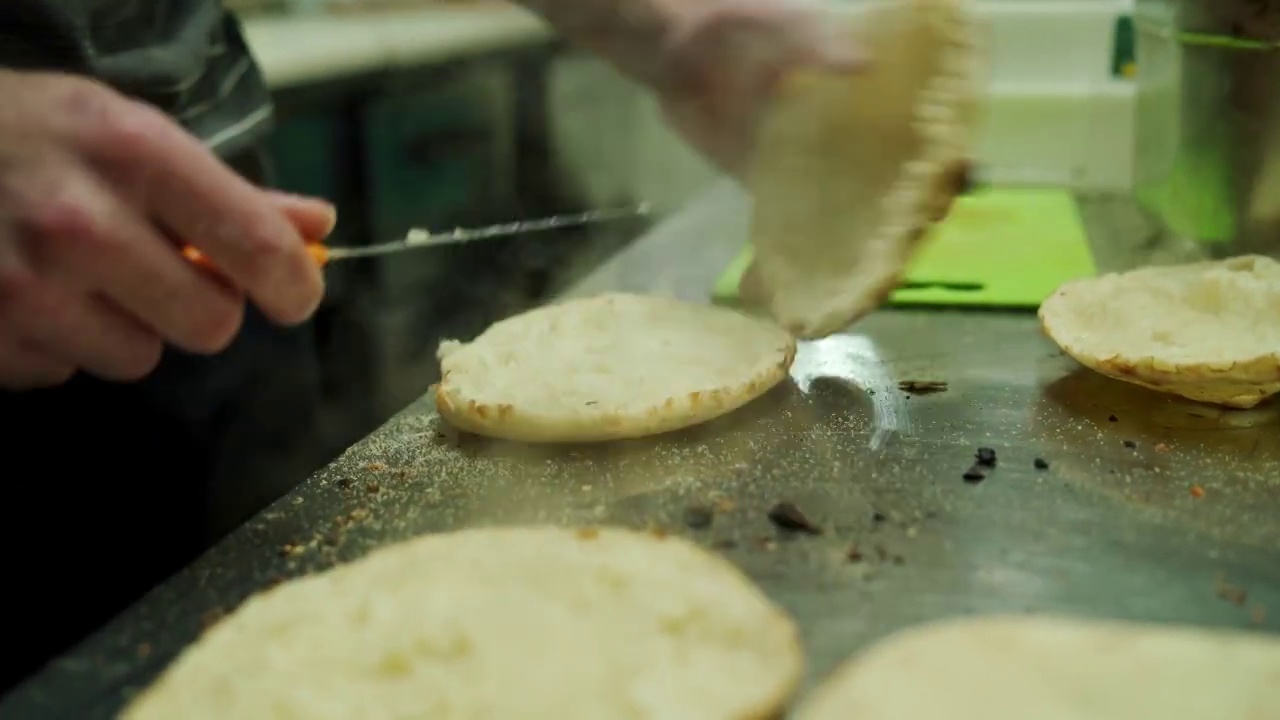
[434,293,796,442]
[122,526,804,720]
[1039,254,1280,408]
[794,615,1280,720]
[745,0,982,338]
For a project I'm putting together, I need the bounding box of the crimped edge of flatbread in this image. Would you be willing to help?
[793,614,1280,720]
[433,295,798,443]
[753,0,984,339]
[121,526,806,720]
[1039,255,1280,409]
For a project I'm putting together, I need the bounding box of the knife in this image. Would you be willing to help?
[182,203,652,271]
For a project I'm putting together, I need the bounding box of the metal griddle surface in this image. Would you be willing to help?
[4,192,1278,719]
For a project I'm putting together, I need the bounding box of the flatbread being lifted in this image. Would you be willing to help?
[1039,255,1280,408]
[744,0,983,338]
[435,293,796,442]
[122,526,805,720]
[793,615,1280,720]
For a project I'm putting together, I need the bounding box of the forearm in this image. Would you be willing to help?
[515,0,689,87]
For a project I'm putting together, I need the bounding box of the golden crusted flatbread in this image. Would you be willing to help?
[746,0,983,338]
[795,615,1280,720]
[435,293,796,442]
[1040,255,1280,408]
[123,526,804,720]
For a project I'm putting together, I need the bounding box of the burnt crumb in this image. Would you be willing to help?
[872,545,904,565]
[767,502,823,535]
[898,380,948,395]
[683,504,714,530]
[872,510,888,524]
[1216,574,1248,606]
[584,400,598,406]
[1034,457,1050,470]
[200,608,226,630]
[846,544,864,562]
[975,447,997,467]
[1108,414,1119,422]
[713,539,738,551]
[1123,440,1137,449]
[962,465,986,483]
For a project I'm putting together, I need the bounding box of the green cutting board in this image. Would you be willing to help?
[712,188,1097,308]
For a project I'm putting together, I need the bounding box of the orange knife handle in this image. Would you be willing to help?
[306,243,330,266]
[180,243,330,274]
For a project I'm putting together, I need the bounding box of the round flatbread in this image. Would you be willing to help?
[434,293,797,442]
[122,526,804,720]
[1039,254,1280,408]
[794,615,1280,720]
[745,0,983,338]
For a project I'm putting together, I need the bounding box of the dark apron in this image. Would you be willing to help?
[0,0,322,691]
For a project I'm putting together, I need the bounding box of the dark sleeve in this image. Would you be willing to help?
[0,0,274,159]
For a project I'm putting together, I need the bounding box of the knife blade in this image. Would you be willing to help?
[328,203,653,261]
[182,203,652,272]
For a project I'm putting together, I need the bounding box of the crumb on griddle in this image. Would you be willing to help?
[1033,457,1050,470]
[874,545,892,563]
[767,502,823,535]
[1190,485,1206,499]
[684,504,714,530]
[200,608,226,631]
[872,510,888,524]
[1108,414,1119,422]
[1123,440,1137,449]
[962,465,986,483]
[898,380,948,395]
[1215,574,1248,606]
[846,544,864,562]
[975,447,997,467]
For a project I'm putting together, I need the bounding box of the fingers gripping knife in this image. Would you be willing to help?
[181,204,652,275]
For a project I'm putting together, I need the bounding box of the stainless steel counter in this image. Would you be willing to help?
[4,184,1277,719]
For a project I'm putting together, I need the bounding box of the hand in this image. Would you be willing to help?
[656,0,862,175]
[0,70,332,391]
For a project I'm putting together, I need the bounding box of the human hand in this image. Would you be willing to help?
[656,0,863,175]
[0,70,332,391]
